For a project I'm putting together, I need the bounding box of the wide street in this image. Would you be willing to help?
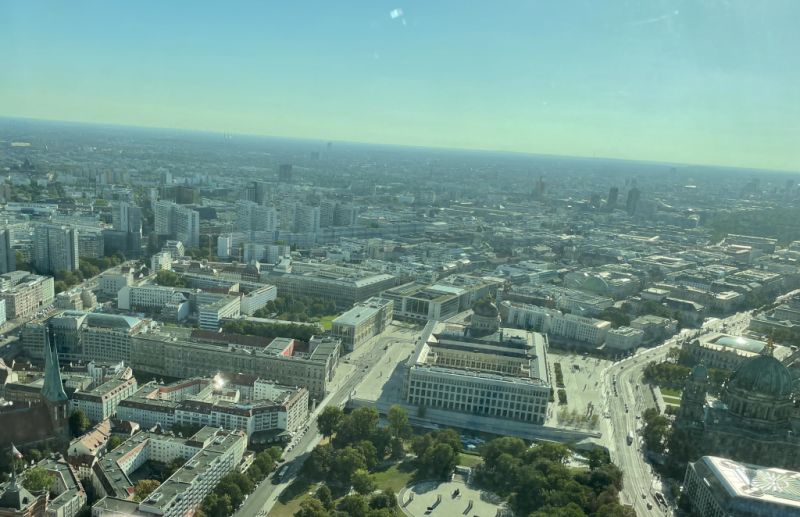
[235,322,421,517]
[602,309,752,516]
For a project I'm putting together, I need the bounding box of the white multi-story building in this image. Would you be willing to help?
[0,299,5,328]
[236,200,278,235]
[405,318,551,425]
[100,270,134,297]
[150,250,173,272]
[91,427,247,517]
[117,378,309,439]
[501,301,610,347]
[154,201,200,248]
[0,273,55,320]
[0,229,15,274]
[118,285,186,312]
[34,224,79,274]
[239,285,278,315]
[331,297,393,351]
[604,326,645,353]
[71,368,138,423]
[111,202,142,234]
[39,456,87,517]
[198,296,241,330]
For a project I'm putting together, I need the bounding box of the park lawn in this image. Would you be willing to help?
[371,461,415,493]
[660,387,682,398]
[318,315,337,331]
[269,494,312,517]
[459,453,483,469]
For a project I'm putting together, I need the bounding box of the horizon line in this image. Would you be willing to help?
[1,114,798,176]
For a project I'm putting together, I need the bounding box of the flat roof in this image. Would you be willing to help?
[701,455,800,509]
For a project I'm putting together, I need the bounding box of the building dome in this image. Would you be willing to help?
[472,298,499,318]
[727,352,794,400]
[690,362,708,382]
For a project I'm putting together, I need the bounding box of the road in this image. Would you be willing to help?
[602,310,752,516]
[235,323,421,517]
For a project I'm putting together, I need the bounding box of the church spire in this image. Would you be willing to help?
[41,327,68,403]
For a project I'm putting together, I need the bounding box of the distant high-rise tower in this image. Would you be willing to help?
[625,187,641,215]
[278,164,293,183]
[154,201,200,248]
[0,229,15,274]
[112,202,143,235]
[34,224,79,274]
[533,176,545,199]
[607,187,619,210]
[236,200,278,236]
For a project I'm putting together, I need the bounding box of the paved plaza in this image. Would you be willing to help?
[400,480,504,517]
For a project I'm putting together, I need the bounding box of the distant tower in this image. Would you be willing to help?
[533,176,545,199]
[676,363,708,429]
[278,164,294,183]
[41,327,69,424]
[625,188,641,215]
[607,187,619,211]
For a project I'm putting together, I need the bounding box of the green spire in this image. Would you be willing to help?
[41,327,68,403]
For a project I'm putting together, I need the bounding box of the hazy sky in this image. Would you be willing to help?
[1,1,798,171]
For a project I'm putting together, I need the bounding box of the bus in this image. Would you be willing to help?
[626,432,634,446]
[272,465,289,484]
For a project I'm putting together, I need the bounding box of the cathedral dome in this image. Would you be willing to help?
[727,352,793,400]
[472,298,499,318]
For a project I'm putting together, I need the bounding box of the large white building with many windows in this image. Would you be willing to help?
[405,306,551,425]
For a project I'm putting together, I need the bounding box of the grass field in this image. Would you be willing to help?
[459,453,483,469]
[660,387,682,398]
[318,315,337,331]
[371,460,416,493]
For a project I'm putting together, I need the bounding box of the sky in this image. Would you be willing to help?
[1,0,799,171]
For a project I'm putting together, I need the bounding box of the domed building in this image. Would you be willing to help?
[676,344,800,470]
[469,297,501,336]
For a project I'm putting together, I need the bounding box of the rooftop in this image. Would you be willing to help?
[699,455,800,509]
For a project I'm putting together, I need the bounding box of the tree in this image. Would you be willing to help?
[353,441,378,470]
[641,409,671,453]
[420,443,458,479]
[107,435,123,451]
[387,405,411,439]
[369,490,397,510]
[21,467,52,493]
[337,494,369,517]
[330,447,367,485]
[294,498,330,517]
[352,469,376,495]
[335,407,379,447]
[316,484,334,510]
[133,480,161,502]
[216,480,244,509]
[303,443,334,480]
[69,409,90,437]
[529,503,587,517]
[317,406,343,439]
[390,437,405,460]
[201,493,233,517]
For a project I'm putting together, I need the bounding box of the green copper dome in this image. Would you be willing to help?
[728,353,794,399]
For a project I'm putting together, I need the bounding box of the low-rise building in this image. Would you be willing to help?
[501,301,610,348]
[71,368,138,423]
[331,297,393,352]
[684,455,800,517]
[198,296,241,331]
[239,285,278,316]
[604,326,644,353]
[99,271,133,297]
[39,456,87,517]
[630,314,678,343]
[118,285,187,313]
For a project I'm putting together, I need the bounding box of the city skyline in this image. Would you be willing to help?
[2,1,799,172]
